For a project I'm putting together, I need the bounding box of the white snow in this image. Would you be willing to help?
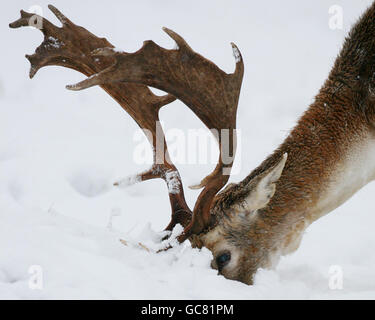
[1,0,375,299]
[46,36,63,49]
[112,47,125,53]
[165,170,181,194]
[232,44,241,63]
[114,173,141,189]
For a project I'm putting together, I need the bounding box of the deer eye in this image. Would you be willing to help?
[216,252,231,271]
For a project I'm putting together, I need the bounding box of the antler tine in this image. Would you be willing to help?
[48,4,73,26]
[162,27,192,50]
[66,28,244,240]
[9,10,52,31]
[9,10,33,28]
[66,64,118,91]
[10,6,192,233]
[231,42,244,76]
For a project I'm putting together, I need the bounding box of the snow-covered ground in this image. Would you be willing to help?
[1,0,375,299]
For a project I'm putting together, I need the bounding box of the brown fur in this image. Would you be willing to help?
[197,2,375,284]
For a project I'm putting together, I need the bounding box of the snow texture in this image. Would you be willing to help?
[165,170,181,194]
[115,173,142,189]
[46,36,63,49]
[1,0,375,299]
[113,47,125,53]
[232,45,241,63]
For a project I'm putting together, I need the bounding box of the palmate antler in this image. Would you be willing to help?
[10,5,244,243]
[9,5,191,231]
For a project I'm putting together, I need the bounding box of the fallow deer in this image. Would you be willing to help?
[10,3,375,285]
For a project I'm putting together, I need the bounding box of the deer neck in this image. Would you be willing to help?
[245,82,375,257]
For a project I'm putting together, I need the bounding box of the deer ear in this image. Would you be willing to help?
[241,153,288,212]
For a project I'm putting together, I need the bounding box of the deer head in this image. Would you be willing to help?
[10,6,279,284]
[195,153,288,284]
